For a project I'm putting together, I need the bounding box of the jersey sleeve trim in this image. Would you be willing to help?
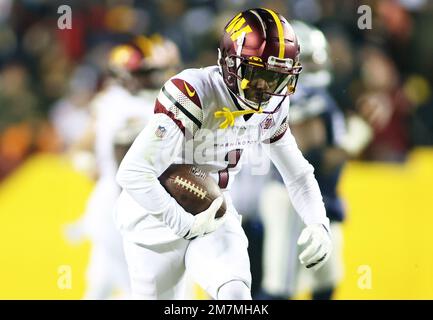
[264,116,289,144]
[170,78,202,109]
[154,99,185,134]
[161,86,202,128]
[154,78,203,135]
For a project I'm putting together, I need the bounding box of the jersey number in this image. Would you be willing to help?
[218,149,243,189]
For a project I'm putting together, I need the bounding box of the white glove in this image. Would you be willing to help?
[297,223,332,271]
[184,196,226,240]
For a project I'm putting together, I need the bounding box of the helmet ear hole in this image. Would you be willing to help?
[226,57,235,68]
[227,74,234,86]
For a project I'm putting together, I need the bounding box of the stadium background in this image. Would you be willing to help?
[0,0,432,299]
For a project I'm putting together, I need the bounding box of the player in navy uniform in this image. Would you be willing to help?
[258,21,372,300]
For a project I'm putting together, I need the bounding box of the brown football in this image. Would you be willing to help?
[158,164,226,218]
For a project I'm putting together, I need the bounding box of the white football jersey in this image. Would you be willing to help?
[155,66,290,190]
[91,84,156,179]
[115,66,329,244]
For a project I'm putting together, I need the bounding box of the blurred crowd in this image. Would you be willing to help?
[0,0,432,181]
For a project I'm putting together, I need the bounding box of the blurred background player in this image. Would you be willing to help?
[64,35,180,299]
[257,21,374,300]
[230,20,373,300]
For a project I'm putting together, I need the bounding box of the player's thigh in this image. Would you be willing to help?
[185,212,251,299]
[123,238,189,299]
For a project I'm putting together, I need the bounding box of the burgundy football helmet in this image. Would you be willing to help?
[218,8,302,110]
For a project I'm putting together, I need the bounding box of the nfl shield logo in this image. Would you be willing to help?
[260,114,275,130]
[155,125,167,138]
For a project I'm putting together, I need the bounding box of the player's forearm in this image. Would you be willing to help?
[265,133,329,229]
[117,164,172,215]
[285,171,329,227]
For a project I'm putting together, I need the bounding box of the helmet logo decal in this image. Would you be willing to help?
[183,81,196,97]
[225,13,252,41]
[263,8,285,58]
[248,56,265,67]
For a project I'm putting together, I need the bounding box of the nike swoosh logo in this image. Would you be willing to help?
[184,81,196,97]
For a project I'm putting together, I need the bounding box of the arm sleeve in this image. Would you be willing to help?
[262,120,330,229]
[116,77,205,237]
[116,113,194,238]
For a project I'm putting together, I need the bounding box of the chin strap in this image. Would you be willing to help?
[214,107,263,129]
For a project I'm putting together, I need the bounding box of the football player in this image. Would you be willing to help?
[115,9,332,300]
[65,35,180,299]
[258,21,373,300]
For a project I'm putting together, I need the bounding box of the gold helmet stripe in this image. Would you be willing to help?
[263,8,285,59]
